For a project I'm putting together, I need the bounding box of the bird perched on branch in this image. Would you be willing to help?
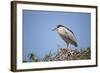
[52,25,78,48]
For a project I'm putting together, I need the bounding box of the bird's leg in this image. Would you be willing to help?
[67,43,71,56]
[67,43,71,51]
[67,43,69,49]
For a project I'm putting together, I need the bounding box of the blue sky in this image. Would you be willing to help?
[22,10,91,61]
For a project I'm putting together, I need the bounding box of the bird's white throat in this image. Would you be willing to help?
[57,27,67,35]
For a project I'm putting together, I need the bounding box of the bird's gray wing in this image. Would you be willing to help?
[65,30,78,47]
[64,26,74,34]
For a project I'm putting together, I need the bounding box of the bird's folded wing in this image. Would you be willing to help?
[66,30,78,47]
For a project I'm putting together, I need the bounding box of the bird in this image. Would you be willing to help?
[52,25,78,48]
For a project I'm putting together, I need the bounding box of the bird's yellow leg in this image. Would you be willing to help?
[67,43,69,49]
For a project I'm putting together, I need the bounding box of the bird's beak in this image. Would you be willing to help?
[52,28,57,31]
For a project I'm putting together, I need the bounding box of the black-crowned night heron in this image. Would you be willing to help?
[52,25,78,48]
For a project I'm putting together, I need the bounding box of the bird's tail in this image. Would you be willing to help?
[74,42,78,47]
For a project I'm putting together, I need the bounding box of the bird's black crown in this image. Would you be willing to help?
[57,25,65,28]
[57,25,74,34]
